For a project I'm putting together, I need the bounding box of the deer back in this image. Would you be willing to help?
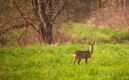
[74,51,91,59]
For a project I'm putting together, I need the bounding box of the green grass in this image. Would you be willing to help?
[0,43,129,80]
[62,23,129,43]
[1,23,129,80]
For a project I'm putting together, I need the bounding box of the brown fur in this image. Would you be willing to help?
[73,41,95,64]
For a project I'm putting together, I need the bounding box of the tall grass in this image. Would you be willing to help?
[0,43,129,80]
[61,23,129,43]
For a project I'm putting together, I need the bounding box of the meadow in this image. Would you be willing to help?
[0,24,129,80]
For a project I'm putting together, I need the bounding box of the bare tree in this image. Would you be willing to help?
[1,0,129,46]
[32,0,67,44]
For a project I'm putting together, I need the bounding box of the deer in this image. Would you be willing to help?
[73,41,95,65]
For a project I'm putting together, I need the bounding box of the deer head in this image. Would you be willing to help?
[88,41,95,54]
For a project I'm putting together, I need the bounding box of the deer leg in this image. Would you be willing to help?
[85,59,88,63]
[78,59,81,65]
[74,59,77,65]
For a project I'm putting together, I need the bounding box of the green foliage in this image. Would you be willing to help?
[0,43,129,80]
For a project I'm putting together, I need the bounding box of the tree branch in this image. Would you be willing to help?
[17,26,29,42]
[13,0,40,34]
[32,0,39,17]
[52,1,67,23]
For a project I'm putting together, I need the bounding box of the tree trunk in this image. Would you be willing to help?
[32,0,66,44]
[38,0,53,44]
[40,23,53,44]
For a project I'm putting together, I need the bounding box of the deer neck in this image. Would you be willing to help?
[89,45,94,54]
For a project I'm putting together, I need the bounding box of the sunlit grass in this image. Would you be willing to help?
[0,43,129,80]
[1,23,129,80]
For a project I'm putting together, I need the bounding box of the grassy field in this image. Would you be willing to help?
[0,43,129,80]
[62,23,129,43]
[0,24,129,80]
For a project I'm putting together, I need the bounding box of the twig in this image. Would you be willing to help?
[52,1,67,23]
[13,0,40,34]
[17,26,29,43]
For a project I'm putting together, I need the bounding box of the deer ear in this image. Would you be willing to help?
[88,41,91,44]
[88,41,95,45]
[93,41,95,44]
